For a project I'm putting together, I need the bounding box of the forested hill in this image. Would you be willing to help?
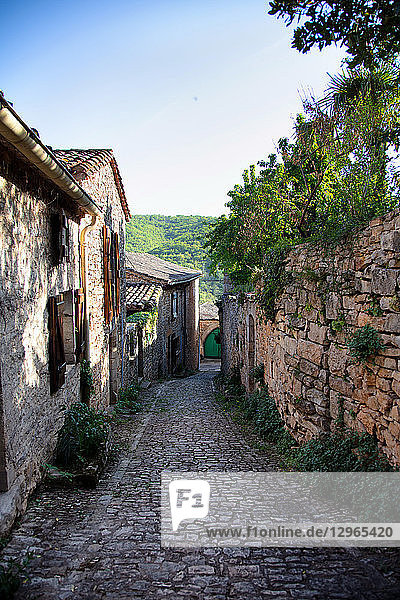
[125,215,223,303]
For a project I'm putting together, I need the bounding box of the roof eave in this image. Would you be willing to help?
[168,274,202,286]
[0,96,102,217]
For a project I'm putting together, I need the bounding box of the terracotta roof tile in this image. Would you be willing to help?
[53,149,131,220]
[126,281,162,311]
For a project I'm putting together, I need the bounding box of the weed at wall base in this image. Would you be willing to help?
[215,375,393,472]
[55,403,109,468]
[114,383,142,414]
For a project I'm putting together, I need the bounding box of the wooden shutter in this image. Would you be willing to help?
[114,232,120,316]
[74,288,86,362]
[103,225,113,324]
[48,295,66,394]
[50,211,69,265]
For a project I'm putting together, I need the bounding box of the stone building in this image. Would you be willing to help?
[125,253,201,380]
[220,208,400,465]
[0,97,130,532]
[199,302,220,360]
[220,293,259,392]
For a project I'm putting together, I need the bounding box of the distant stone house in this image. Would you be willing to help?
[199,303,220,359]
[125,253,201,379]
[0,97,130,532]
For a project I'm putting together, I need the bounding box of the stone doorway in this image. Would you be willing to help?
[204,328,221,359]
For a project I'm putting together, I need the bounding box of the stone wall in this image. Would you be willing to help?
[185,278,200,371]
[220,207,400,465]
[79,162,127,406]
[220,294,260,392]
[0,153,82,531]
[0,144,128,533]
[126,293,167,382]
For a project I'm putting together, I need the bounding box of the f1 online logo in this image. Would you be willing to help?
[169,480,210,531]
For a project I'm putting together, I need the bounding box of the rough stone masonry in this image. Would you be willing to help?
[220,207,400,465]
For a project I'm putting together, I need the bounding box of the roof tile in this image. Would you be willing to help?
[53,148,131,220]
[126,281,162,311]
[126,253,202,285]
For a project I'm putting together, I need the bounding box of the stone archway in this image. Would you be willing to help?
[200,320,219,358]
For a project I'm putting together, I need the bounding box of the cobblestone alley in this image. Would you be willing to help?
[3,367,400,599]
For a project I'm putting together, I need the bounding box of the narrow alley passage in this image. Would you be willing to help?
[4,368,400,600]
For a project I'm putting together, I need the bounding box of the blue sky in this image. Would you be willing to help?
[1,0,344,216]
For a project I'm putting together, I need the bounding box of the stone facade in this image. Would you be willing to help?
[0,137,129,533]
[220,208,400,465]
[125,253,200,380]
[220,294,260,392]
[56,151,130,406]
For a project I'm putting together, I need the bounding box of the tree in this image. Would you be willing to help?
[319,63,400,195]
[268,0,400,68]
[206,85,399,288]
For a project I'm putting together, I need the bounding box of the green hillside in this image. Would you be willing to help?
[126,215,223,303]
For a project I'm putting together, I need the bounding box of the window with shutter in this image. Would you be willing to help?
[103,225,113,324]
[171,291,178,318]
[114,232,120,316]
[48,295,66,394]
[110,231,116,316]
[74,288,86,362]
[50,211,70,265]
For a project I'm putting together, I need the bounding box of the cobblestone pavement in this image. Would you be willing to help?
[3,369,400,599]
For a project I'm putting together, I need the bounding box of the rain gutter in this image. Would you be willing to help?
[0,95,101,217]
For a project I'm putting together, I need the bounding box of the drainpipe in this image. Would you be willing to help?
[121,293,125,387]
[80,215,97,363]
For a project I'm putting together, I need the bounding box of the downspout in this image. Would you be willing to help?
[80,215,97,363]
[121,262,125,387]
[121,309,124,387]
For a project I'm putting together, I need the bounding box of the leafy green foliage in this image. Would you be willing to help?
[114,384,142,414]
[367,294,383,316]
[250,363,265,386]
[330,316,347,333]
[55,403,109,468]
[216,376,295,454]
[347,324,385,363]
[268,0,400,68]
[126,215,223,303]
[256,243,293,320]
[80,360,95,400]
[127,308,158,337]
[206,65,399,317]
[291,430,393,472]
[0,553,32,600]
[217,378,392,471]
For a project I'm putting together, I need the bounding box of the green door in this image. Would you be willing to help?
[204,328,221,358]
